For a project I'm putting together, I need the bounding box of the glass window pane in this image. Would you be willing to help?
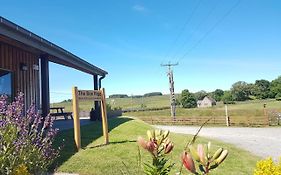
[0,70,12,100]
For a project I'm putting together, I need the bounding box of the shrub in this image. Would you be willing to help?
[109,94,129,98]
[254,157,281,175]
[143,92,163,97]
[0,93,60,174]
[181,89,197,108]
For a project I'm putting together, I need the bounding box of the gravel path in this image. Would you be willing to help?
[155,125,281,161]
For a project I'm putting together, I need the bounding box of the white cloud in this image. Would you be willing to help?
[132,4,146,13]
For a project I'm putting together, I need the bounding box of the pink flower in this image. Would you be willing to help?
[137,137,147,149]
[137,137,157,155]
[146,140,157,154]
[197,144,205,164]
[164,143,174,154]
[181,151,196,173]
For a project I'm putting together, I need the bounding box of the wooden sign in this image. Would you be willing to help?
[77,90,102,101]
[72,87,109,151]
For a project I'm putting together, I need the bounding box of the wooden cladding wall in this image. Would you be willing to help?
[0,41,40,109]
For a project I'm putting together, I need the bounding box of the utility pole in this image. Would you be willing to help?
[161,62,178,120]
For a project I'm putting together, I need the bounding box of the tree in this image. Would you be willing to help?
[253,79,271,99]
[270,76,281,98]
[211,89,224,101]
[143,92,163,97]
[180,89,197,108]
[194,90,207,101]
[246,83,256,96]
[221,91,234,104]
[109,94,129,98]
[230,81,250,101]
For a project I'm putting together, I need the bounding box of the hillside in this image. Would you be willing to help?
[51,94,177,112]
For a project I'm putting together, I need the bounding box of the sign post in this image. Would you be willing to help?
[72,87,81,150]
[72,87,109,151]
[100,88,109,144]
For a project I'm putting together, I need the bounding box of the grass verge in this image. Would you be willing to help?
[52,117,260,175]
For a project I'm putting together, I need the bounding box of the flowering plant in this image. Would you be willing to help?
[0,93,60,174]
[137,129,174,175]
[181,142,228,175]
[180,119,228,175]
[254,157,281,175]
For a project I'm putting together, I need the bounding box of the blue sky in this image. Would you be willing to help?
[1,0,281,102]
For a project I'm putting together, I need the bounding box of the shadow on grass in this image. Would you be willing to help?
[87,140,137,149]
[50,117,133,171]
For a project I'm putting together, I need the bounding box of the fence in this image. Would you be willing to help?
[139,113,280,127]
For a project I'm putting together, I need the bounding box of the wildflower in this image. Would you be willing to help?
[164,142,174,154]
[181,151,196,173]
[197,144,206,164]
[137,136,157,155]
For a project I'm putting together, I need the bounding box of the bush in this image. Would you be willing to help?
[109,94,129,98]
[0,93,60,174]
[223,101,236,104]
[221,91,234,104]
[254,157,281,175]
[143,92,163,97]
[131,95,142,98]
[181,89,197,108]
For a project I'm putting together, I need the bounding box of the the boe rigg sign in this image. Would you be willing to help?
[72,87,109,150]
[77,90,102,101]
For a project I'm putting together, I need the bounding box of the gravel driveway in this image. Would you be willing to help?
[155,125,281,161]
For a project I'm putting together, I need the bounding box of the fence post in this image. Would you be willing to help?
[263,103,269,126]
[225,105,230,126]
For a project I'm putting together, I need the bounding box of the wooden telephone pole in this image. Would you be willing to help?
[161,62,178,120]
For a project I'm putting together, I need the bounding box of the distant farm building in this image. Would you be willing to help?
[197,96,216,108]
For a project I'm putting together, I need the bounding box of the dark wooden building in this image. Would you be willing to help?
[0,16,107,117]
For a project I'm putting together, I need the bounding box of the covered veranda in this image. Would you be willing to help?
[0,16,107,119]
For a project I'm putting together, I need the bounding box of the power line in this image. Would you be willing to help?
[171,0,221,61]
[162,0,202,62]
[177,0,242,62]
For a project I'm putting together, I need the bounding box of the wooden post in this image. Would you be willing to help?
[72,87,81,150]
[263,103,269,126]
[225,105,230,126]
[100,88,109,144]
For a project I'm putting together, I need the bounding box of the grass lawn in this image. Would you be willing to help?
[52,117,260,175]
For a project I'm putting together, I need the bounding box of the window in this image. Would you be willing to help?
[0,69,12,100]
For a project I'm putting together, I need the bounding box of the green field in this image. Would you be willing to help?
[53,95,281,112]
[52,117,260,175]
[51,95,173,112]
[52,95,281,126]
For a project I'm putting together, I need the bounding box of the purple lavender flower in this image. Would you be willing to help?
[0,93,60,174]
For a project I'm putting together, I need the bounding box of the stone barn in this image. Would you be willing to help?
[197,96,216,108]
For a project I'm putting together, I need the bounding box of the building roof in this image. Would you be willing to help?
[0,16,107,76]
[203,96,216,103]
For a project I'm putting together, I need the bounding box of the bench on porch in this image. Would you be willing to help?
[50,107,73,120]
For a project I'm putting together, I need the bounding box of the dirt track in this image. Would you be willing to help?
[155,125,281,161]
